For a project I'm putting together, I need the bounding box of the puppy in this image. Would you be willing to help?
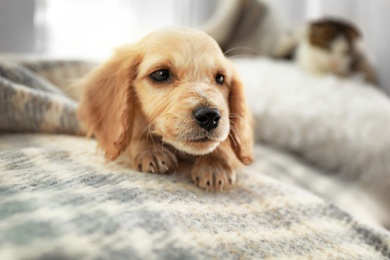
[76,27,254,191]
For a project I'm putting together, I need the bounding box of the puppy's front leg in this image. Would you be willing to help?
[191,141,237,192]
[129,115,178,174]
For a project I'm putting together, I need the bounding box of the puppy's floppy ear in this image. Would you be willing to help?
[228,65,254,165]
[77,46,140,160]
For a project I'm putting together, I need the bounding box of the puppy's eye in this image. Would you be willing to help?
[150,69,170,82]
[215,74,224,85]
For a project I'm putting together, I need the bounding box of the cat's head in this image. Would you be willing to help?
[307,18,361,75]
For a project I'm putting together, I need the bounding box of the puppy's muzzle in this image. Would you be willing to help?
[193,107,221,131]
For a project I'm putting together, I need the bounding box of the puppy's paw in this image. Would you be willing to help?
[191,160,236,192]
[134,148,178,174]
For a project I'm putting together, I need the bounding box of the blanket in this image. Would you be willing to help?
[0,56,93,134]
[1,57,390,259]
[235,58,390,227]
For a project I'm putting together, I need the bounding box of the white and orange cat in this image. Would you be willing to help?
[280,18,378,84]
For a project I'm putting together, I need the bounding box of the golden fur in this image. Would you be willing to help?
[76,28,254,191]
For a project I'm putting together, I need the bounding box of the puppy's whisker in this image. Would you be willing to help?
[230,123,243,142]
[161,134,165,153]
[137,124,152,143]
[228,132,238,147]
[224,46,259,56]
[228,54,258,60]
[137,116,158,143]
[230,114,248,130]
[139,119,154,147]
[229,113,251,131]
[229,113,245,121]
[230,122,246,146]
[147,124,158,153]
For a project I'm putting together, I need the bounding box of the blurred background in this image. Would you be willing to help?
[0,0,389,92]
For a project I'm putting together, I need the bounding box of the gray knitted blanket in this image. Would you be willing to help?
[0,57,389,259]
[0,56,92,134]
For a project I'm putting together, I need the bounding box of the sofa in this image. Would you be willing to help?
[1,55,389,259]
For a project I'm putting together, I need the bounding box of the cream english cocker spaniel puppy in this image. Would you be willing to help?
[77,28,254,191]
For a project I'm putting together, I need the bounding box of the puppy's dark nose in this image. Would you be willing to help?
[193,107,221,131]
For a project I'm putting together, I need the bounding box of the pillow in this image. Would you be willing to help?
[233,58,390,227]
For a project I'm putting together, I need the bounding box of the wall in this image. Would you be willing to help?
[0,0,35,53]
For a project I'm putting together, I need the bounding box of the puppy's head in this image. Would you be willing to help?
[77,28,253,164]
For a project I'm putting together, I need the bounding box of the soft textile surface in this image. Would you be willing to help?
[0,56,93,134]
[234,58,390,227]
[1,134,390,259]
[1,56,390,258]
